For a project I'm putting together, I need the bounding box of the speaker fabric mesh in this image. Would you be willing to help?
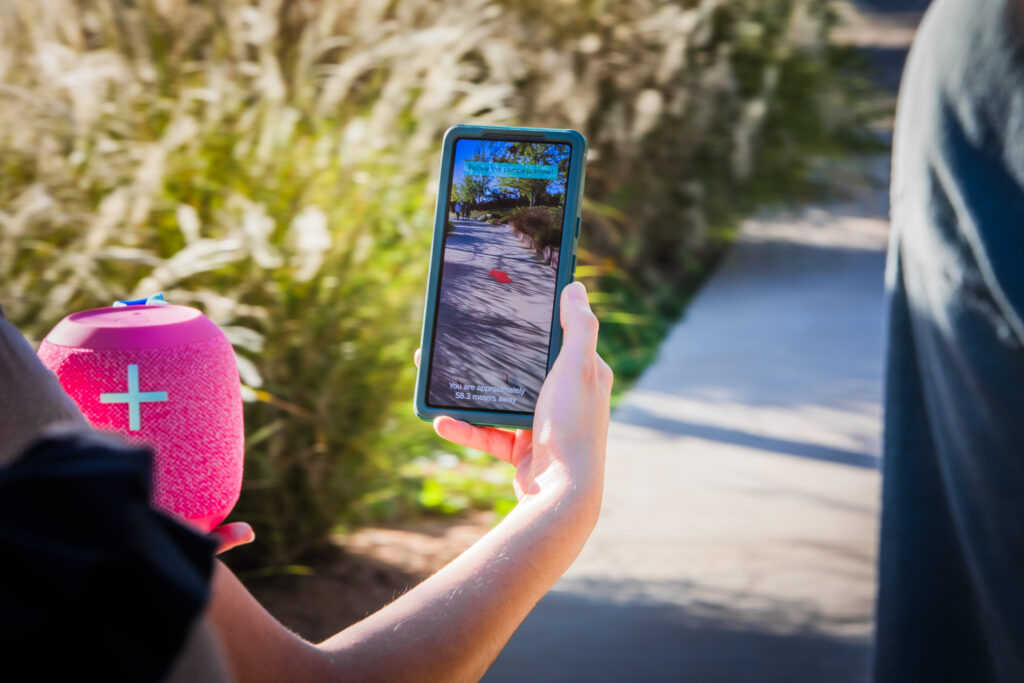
[38,334,244,531]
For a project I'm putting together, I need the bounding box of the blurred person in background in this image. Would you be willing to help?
[0,281,612,681]
[876,0,1024,681]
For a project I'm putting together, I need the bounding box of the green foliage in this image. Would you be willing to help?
[411,455,517,517]
[508,206,561,251]
[480,141,571,208]
[453,175,491,211]
[0,0,874,564]
[353,450,517,521]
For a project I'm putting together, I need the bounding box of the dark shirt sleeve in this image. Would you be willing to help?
[0,430,217,682]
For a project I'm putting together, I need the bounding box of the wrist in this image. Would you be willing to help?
[531,446,605,525]
[513,472,602,546]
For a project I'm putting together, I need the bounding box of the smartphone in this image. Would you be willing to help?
[414,124,587,429]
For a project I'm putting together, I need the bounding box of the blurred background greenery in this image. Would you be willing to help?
[0,0,877,568]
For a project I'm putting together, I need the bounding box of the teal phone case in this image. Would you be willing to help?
[414,124,588,429]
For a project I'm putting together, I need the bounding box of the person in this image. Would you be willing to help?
[0,302,232,682]
[875,1,1024,681]
[0,281,612,681]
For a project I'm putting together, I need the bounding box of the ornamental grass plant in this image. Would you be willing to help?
[0,0,874,564]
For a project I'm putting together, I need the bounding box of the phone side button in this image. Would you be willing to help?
[575,216,581,239]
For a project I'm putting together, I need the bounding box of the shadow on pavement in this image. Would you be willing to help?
[429,218,557,407]
[485,578,871,683]
[615,404,879,470]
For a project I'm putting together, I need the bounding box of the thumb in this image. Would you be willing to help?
[559,281,599,362]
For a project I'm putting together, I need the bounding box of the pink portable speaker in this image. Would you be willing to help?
[37,302,244,533]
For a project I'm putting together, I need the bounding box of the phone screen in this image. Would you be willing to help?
[426,136,573,414]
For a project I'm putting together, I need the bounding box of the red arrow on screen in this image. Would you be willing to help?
[488,269,512,283]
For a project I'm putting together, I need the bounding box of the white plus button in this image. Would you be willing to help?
[100,364,169,431]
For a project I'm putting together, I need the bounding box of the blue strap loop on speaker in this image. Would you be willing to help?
[112,293,168,308]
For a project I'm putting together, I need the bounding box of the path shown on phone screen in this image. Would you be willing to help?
[428,216,557,410]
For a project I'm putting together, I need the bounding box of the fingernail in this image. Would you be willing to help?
[567,282,587,303]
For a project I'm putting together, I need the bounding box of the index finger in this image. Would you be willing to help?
[433,416,517,464]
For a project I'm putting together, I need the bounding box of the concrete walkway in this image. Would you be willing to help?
[485,173,890,683]
[485,4,923,681]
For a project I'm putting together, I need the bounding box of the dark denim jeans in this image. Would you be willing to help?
[876,1,1024,681]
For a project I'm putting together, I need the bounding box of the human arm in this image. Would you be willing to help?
[0,302,250,683]
[0,303,254,550]
[210,485,599,682]
[1,307,233,679]
[209,280,612,681]
[0,304,89,467]
[0,304,242,681]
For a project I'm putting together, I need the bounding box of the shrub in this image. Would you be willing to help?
[508,206,562,252]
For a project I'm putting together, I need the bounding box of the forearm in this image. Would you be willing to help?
[209,483,598,683]
[318,482,598,681]
[211,283,609,682]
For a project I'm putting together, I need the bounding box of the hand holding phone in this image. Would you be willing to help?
[425,281,612,515]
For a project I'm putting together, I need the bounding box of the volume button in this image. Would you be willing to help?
[575,216,581,239]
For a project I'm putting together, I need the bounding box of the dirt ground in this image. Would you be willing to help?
[244,511,495,642]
